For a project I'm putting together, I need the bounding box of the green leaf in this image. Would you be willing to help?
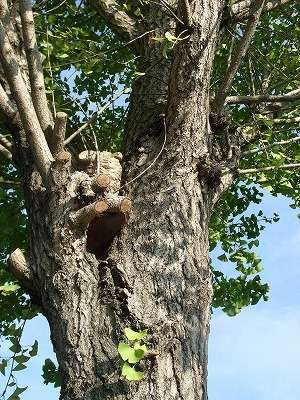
[7,386,27,400]
[29,340,38,357]
[14,354,30,363]
[118,342,132,361]
[13,363,27,371]
[164,31,177,42]
[121,362,144,381]
[124,328,147,341]
[0,284,20,294]
[0,359,7,375]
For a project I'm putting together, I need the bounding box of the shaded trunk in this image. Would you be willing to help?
[24,1,232,400]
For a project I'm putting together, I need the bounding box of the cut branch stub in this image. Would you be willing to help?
[55,150,72,164]
[7,248,34,291]
[78,150,123,191]
[50,112,68,156]
[92,174,111,192]
[105,193,132,213]
[70,200,109,230]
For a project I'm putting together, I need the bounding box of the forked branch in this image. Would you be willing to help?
[88,0,141,45]
[0,13,53,181]
[232,0,292,22]
[213,0,266,115]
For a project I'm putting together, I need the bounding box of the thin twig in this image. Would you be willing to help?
[1,319,27,398]
[213,0,266,114]
[0,179,21,188]
[239,163,300,174]
[225,92,300,104]
[64,88,129,145]
[272,116,300,125]
[243,135,300,155]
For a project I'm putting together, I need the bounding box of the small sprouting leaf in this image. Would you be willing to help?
[124,328,147,341]
[164,31,177,42]
[121,362,144,381]
[118,343,132,361]
[29,340,38,357]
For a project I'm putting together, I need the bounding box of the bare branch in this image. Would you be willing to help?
[88,0,141,45]
[213,0,266,114]
[273,116,300,125]
[232,0,292,23]
[0,20,53,181]
[0,82,19,122]
[0,179,21,188]
[239,163,300,174]
[70,200,110,230]
[70,194,132,230]
[7,248,34,291]
[225,92,300,104]
[0,143,12,159]
[243,135,300,155]
[19,0,53,133]
[0,133,12,150]
[64,89,127,145]
[50,112,68,156]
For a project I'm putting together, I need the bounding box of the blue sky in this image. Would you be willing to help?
[1,190,299,399]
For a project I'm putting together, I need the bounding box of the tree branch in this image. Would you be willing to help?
[64,89,127,145]
[231,0,292,23]
[225,91,300,104]
[272,116,300,125]
[19,0,53,134]
[0,179,21,188]
[0,143,12,159]
[7,248,34,291]
[88,0,141,45]
[0,133,12,150]
[50,112,67,156]
[0,17,53,182]
[238,162,300,174]
[0,82,20,124]
[243,135,300,155]
[213,0,266,115]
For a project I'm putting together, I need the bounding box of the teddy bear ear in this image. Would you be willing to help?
[113,152,123,162]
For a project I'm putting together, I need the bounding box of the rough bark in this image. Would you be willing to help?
[2,1,242,400]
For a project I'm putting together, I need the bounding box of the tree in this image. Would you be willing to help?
[0,0,299,399]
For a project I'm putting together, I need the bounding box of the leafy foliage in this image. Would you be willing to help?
[42,359,61,388]
[0,0,299,395]
[117,328,148,381]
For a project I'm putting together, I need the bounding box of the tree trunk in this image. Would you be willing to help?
[18,1,234,399]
